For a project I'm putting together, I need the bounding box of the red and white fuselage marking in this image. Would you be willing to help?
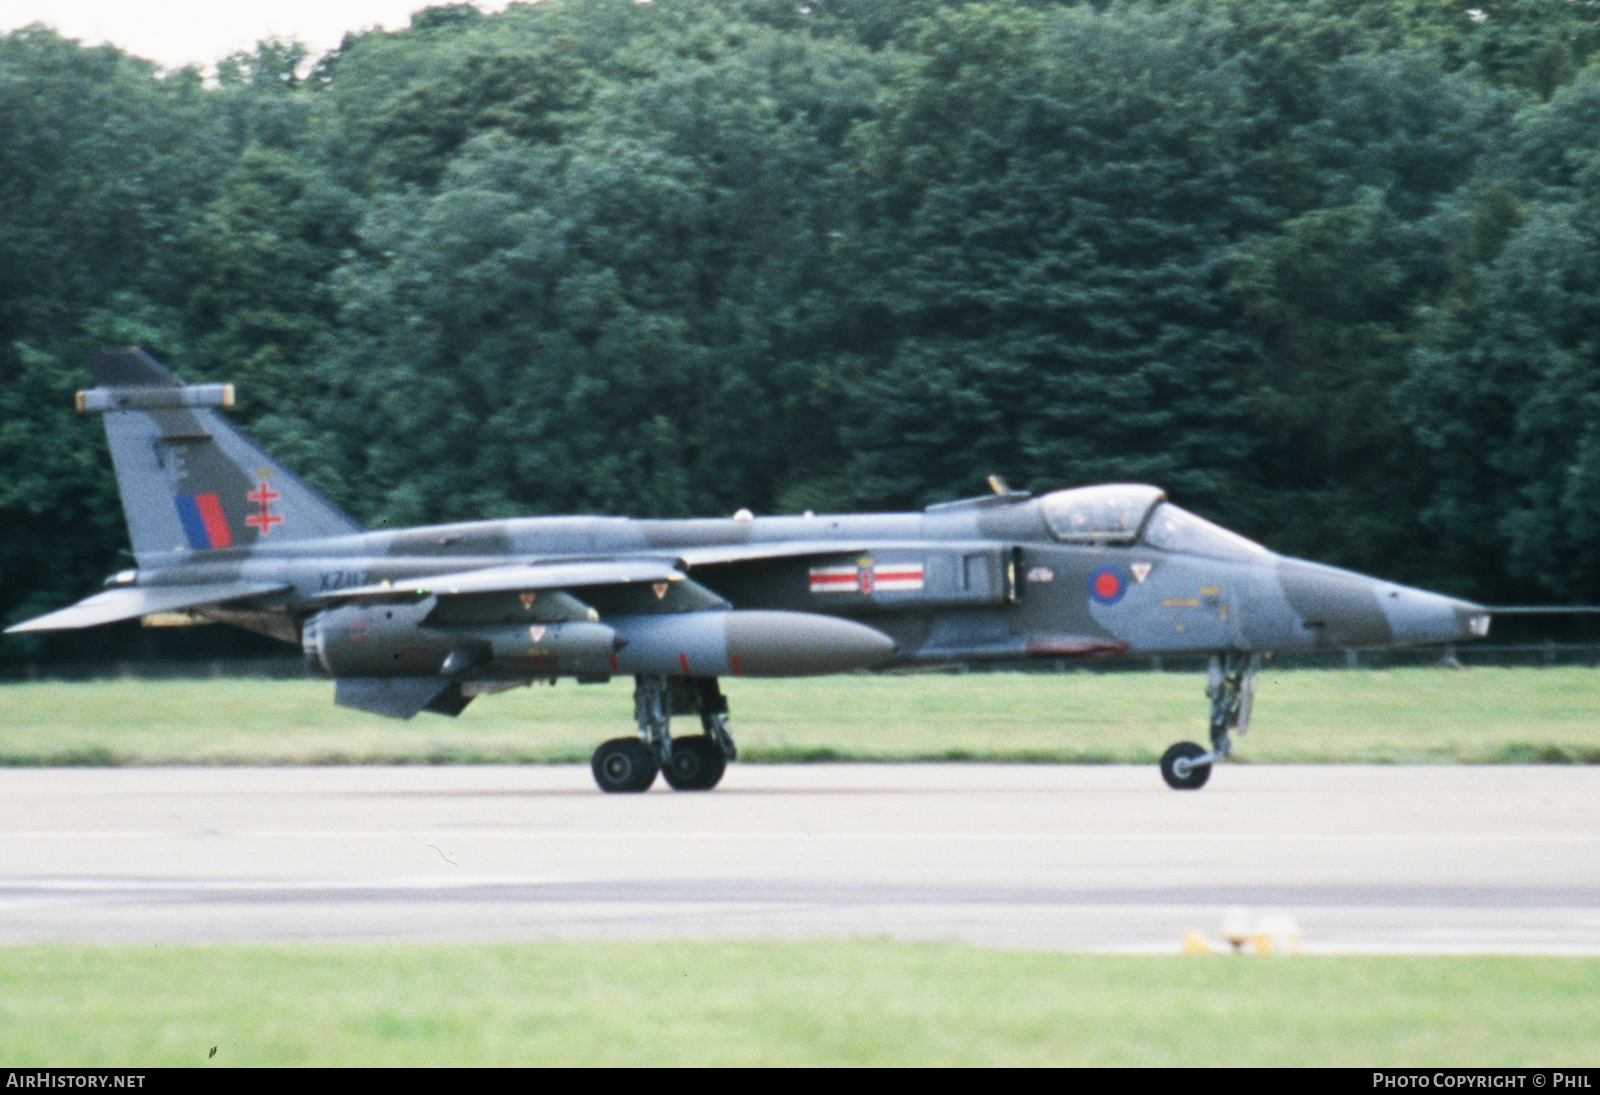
[808,563,924,594]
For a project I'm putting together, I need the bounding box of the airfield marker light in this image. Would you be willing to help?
[1222,907,1252,952]
[1257,915,1302,955]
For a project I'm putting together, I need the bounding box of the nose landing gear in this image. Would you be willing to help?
[1160,653,1258,790]
[1160,741,1210,790]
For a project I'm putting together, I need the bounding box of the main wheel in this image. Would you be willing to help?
[1160,741,1211,790]
[592,738,658,793]
[661,735,726,791]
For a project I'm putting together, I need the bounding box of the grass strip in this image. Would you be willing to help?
[2,667,1599,766]
[2,943,1598,1067]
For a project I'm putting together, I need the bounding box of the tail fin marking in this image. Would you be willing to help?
[86,348,361,561]
[175,492,235,550]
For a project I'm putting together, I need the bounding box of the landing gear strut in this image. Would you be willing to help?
[590,675,735,793]
[1160,652,1258,790]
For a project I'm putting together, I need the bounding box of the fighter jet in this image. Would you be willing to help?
[7,349,1492,791]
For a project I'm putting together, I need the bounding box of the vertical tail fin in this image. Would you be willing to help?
[85,348,361,563]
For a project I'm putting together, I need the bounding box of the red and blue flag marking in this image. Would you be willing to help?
[174,492,234,550]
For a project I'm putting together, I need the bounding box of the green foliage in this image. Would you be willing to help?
[362,44,586,186]
[0,27,236,636]
[826,3,1273,510]
[0,344,120,638]
[294,7,886,524]
[1406,65,1600,599]
[1433,0,1600,99]
[216,38,310,91]
[182,148,358,406]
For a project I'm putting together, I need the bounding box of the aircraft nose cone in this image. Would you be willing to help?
[1277,559,1490,649]
[1381,586,1490,646]
[1277,559,1396,648]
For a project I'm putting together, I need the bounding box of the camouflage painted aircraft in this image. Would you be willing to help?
[8,349,1493,791]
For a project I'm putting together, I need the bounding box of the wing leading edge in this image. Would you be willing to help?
[320,559,704,602]
[5,581,290,633]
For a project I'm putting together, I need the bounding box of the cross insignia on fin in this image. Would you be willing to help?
[244,480,282,536]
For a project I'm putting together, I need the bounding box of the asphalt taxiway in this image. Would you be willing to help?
[2,764,1597,952]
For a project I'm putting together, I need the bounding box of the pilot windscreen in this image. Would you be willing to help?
[1141,504,1272,562]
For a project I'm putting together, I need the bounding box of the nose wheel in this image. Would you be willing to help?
[1160,653,1258,790]
[1160,741,1210,789]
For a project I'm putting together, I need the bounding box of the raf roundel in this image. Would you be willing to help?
[1088,565,1128,605]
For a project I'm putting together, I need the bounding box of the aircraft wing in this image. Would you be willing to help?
[665,542,873,568]
[321,560,731,623]
[323,559,695,599]
[5,581,291,633]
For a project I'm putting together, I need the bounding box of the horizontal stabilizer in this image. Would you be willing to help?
[5,581,289,633]
[77,384,234,414]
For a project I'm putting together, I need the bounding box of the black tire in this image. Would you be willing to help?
[661,735,727,791]
[1160,741,1211,790]
[592,738,658,793]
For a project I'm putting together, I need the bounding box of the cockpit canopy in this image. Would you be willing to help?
[1141,502,1273,561]
[1038,484,1165,545]
[1038,484,1273,561]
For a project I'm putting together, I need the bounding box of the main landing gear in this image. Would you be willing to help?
[1160,652,1259,791]
[591,675,738,793]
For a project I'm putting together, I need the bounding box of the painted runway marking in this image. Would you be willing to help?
[13,830,1600,842]
[5,767,1598,951]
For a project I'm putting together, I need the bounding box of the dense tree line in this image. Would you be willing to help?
[5,0,1600,660]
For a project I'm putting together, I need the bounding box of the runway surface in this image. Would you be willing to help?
[2,764,1598,953]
